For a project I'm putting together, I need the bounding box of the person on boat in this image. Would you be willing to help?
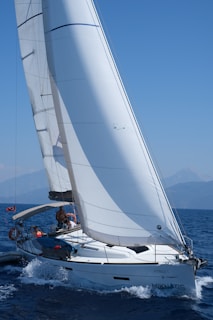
[16,220,24,234]
[32,226,44,238]
[56,206,77,229]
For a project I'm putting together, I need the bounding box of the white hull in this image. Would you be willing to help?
[16,228,196,295]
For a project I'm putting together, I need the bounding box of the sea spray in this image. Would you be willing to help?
[0,284,17,301]
[121,286,151,299]
[19,258,69,286]
[195,276,213,300]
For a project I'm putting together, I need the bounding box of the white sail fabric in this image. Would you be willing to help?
[41,0,185,246]
[14,0,71,195]
[15,0,185,247]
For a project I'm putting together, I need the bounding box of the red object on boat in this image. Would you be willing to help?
[54,245,62,250]
[6,206,16,212]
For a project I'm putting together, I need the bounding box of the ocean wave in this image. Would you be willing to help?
[195,276,213,299]
[19,258,70,287]
[0,284,17,301]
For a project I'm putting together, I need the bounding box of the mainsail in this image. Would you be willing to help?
[15,0,185,247]
[14,0,72,200]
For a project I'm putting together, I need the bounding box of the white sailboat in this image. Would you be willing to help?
[10,0,206,294]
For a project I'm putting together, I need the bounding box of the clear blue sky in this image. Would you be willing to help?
[0,0,212,183]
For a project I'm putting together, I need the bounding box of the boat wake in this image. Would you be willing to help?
[0,284,17,301]
[17,259,213,300]
[120,286,151,299]
[122,285,191,299]
[195,276,213,299]
[122,276,213,300]
[19,259,70,287]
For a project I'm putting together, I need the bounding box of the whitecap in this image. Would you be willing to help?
[121,285,151,299]
[0,284,17,301]
[195,276,213,299]
[119,284,197,299]
[19,258,70,287]
[2,264,23,274]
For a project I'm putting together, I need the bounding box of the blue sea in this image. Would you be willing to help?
[0,203,212,320]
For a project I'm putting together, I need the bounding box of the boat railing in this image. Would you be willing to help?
[183,235,194,256]
[183,235,193,248]
[153,244,186,264]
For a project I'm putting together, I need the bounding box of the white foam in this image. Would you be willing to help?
[3,264,23,274]
[121,286,151,299]
[121,283,200,299]
[18,259,213,300]
[19,258,69,287]
[195,276,213,299]
[0,284,17,301]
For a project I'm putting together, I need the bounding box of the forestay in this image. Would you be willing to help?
[14,0,71,196]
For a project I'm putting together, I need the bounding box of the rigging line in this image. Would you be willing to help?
[13,27,20,205]
[93,2,173,218]
[91,2,158,183]
[92,2,185,245]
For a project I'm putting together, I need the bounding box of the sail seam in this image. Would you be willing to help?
[50,23,99,32]
[17,13,42,29]
[72,162,127,170]
[81,200,150,218]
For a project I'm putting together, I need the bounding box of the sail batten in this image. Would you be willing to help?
[50,23,99,33]
[17,12,43,29]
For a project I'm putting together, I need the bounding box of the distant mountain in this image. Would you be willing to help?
[165,181,213,210]
[0,168,213,209]
[163,168,204,187]
[162,169,213,209]
[0,170,49,204]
